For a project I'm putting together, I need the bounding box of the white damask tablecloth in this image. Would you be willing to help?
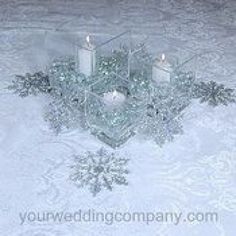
[0,0,236,235]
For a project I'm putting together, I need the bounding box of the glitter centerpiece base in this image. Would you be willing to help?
[47,31,200,148]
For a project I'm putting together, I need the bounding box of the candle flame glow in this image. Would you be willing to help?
[86,35,90,44]
[161,53,166,62]
[113,90,118,99]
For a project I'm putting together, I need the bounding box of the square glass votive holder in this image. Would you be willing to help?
[147,36,201,85]
[84,72,149,148]
[96,31,132,79]
[74,31,133,79]
[151,53,203,87]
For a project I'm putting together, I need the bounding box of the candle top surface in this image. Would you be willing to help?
[103,90,126,106]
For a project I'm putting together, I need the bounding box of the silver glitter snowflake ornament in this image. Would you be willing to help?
[139,83,186,146]
[70,148,129,196]
[8,72,51,97]
[193,81,236,107]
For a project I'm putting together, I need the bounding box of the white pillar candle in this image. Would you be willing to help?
[103,90,126,107]
[152,54,173,83]
[77,35,96,77]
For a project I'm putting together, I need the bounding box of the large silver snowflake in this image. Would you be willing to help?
[70,148,129,196]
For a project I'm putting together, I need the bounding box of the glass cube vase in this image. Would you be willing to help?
[84,72,149,148]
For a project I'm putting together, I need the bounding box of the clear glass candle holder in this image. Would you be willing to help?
[84,72,149,148]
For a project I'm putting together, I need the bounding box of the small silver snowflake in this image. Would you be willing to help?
[70,148,129,196]
[194,81,236,107]
[8,72,51,97]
